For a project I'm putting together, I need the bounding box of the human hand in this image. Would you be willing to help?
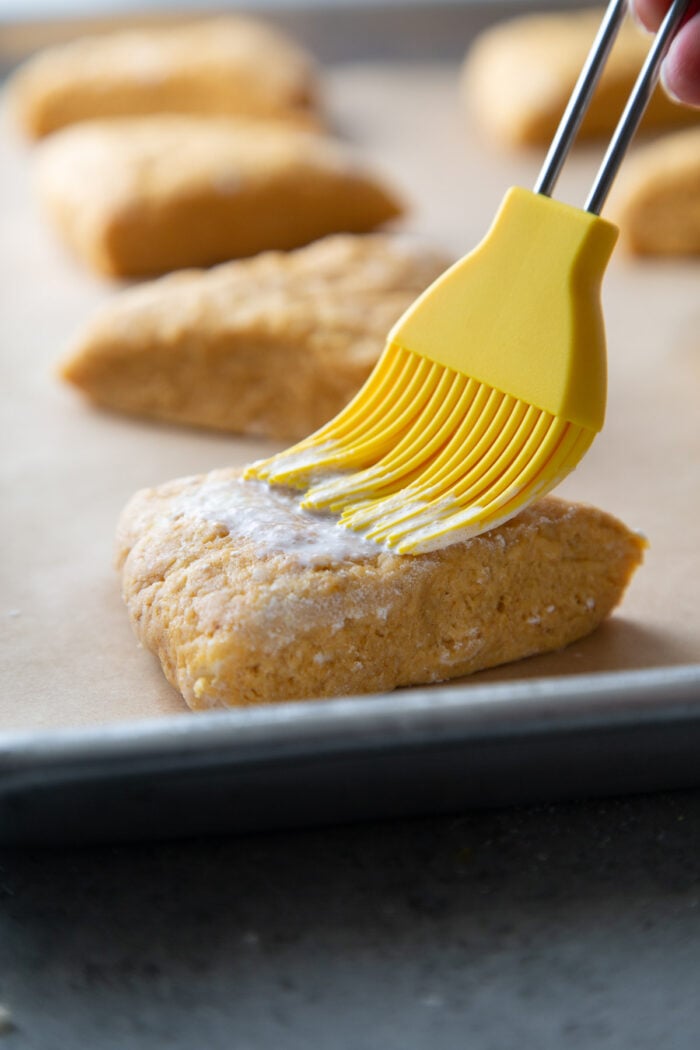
[632,0,700,105]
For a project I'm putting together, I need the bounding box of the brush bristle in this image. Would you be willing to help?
[245,342,595,553]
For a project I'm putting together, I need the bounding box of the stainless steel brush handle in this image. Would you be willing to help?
[534,0,692,214]
[586,0,691,213]
[534,0,628,198]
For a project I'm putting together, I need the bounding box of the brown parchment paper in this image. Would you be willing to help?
[1,63,699,732]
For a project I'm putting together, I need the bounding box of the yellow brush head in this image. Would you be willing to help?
[247,188,618,554]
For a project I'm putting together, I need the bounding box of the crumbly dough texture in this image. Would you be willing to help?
[116,469,645,709]
[60,234,449,439]
[10,17,319,138]
[610,127,700,255]
[35,116,403,276]
[462,9,699,148]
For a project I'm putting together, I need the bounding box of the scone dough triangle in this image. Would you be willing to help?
[35,117,404,276]
[60,235,449,439]
[117,470,645,709]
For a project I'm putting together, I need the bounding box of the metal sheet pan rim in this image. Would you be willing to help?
[3,665,700,783]
[2,2,699,839]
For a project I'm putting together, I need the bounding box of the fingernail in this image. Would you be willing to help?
[660,62,683,104]
[629,3,652,32]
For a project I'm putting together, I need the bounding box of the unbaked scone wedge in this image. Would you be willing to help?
[610,127,700,255]
[35,117,404,276]
[59,234,449,439]
[116,469,646,709]
[462,8,698,148]
[10,17,319,139]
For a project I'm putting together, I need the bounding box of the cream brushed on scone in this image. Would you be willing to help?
[59,235,449,439]
[34,116,404,277]
[462,8,698,148]
[10,17,320,139]
[610,127,700,255]
[116,469,645,709]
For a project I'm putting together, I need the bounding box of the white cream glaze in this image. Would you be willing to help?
[252,440,344,485]
[172,476,383,566]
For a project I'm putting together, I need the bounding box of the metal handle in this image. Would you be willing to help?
[534,0,628,198]
[585,0,691,213]
[534,0,691,214]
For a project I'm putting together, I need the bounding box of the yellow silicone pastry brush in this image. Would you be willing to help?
[247,0,689,554]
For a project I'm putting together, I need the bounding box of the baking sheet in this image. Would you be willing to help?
[1,3,699,841]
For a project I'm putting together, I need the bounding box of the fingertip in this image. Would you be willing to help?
[631,0,669,32]
[662,13,700,107]
[660,61,684,103]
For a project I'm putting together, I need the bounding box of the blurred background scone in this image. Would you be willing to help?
[611,127,700,255]
[9,16,320,138]
[60,234,449,439]
[462,7,699,148]
[35,116,404,276]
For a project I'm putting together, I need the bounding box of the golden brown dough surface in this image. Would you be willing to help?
[462,9,698,148]
[10,17,319,138]
[611,127,700,255]
[60,234,449,439]
[116,469,645,709]
[35,116,404,276]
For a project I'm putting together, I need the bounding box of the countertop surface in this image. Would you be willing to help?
[2,789,700,1048]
